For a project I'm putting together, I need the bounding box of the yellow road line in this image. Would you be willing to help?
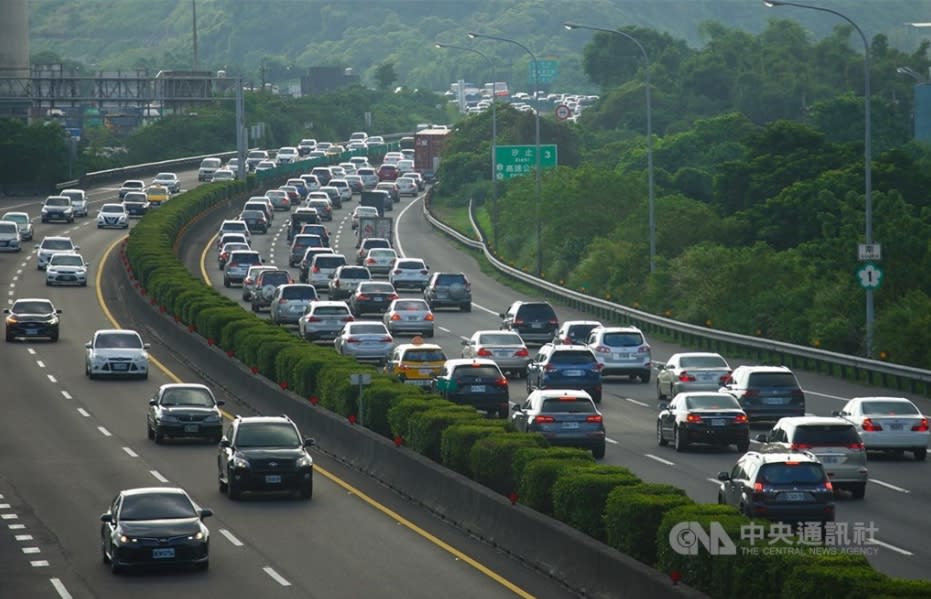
[200,232,216,285]
[100,229,535,598]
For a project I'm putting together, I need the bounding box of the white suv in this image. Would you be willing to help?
[585,326,652,383]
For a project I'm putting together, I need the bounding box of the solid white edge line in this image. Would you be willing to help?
[605,437,619,445]
[645,453,676,466]
[866,538,914,556]
[149,470,169,483]
[263,566,292,586]
[624,397,650,407]
[870,479,910,493]
[219,528,244,547]
[50,577,73,599]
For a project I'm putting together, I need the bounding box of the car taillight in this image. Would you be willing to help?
[244,277,252,284]
[534,415,555,424]
[638,344,651,353]
[515,348,529,357]
[847,442,864,450]
[734,414,748,424]
[424,313,434,321]
[356,294,370,300]
[823,481,834,492]
[862,418,883,432]
[307,316,321,322]
[334,280,340,287]
[495,376,508,387]
[548,319,558,325]
[366,258,376,264]
[543,363,557,372]
[741,390,759,400]
[753,482,763,492]
[278,299,288,304]
[586,414,603,423]
[477,348,493,357]
[686,413,703,423]
[393,269,401,274]
[343,316,354,322]
[389,294,399,301]
[912,418,929,432]
[594,345,611,354]
[678,371,696,382]
[720,371,733,384]
[346,337,361,344]
[390,314,401,321]
[789,443,812,450]
[514,319,524,325]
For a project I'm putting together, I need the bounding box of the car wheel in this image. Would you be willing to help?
[223,278,230,288]
[717,493,726,505]
[657,422,668,446]
[674,425,689,452]
[638,370,651,383]
[915,447,928,461]
[656,384,667,402]
[50,332,59,342]
[218,472,228,494]
[425,329,434,338]
[154,429,164,444]
[101,540,110,564]
[849,482,866,500]
[5,332,14,342]
[227,471,241,500]
[251,302,258,313]
[592,443,606,459]
[110,545,122,574]
[299,481,313,500]
[461,303,471,312]
[146,423,154,440]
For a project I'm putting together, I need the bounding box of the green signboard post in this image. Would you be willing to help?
[494,145,558,180]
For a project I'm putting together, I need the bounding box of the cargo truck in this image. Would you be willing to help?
[414,128,450,182]
[356,215,393,248]
[360,190,390,216]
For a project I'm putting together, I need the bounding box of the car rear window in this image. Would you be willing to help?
[363,240,391,249]
[349,324,388,335]
[747,372,798,387]
[282,286,317,300]
[315,256,346,268]
[404,349,446,362]
[231,253,260,264]
[601,332,644,347]
[398,260,425,269]
[549,351,596,365]
[478,333,523,345]
[340,268,370,279]
[792,425,860,445]
[453,365,501,380]
[314,306,350,317]
[541,398,596,413]
[567,325,598,339]
[860,401,919,415]
[394,300,429,311]
[360,283,395,293]
[43,239,73,249]
[435,274,466,285]
[759,463,825,484]
[685,395,741,410]
[261,273,290,286]
[516,304,556,319]
[680,355,729,368]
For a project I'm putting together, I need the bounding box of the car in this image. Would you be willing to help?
[349,281,399,316]
[328,265,373,300]
[298,247,336,283]
[223,251,264,287]
[269,284,319,325]
[276,146,299,165]
[299,300,354,341]
[334,321,394,363]
[255,159,277,172]
[716,451,835,523]
[59,188,88,217]
[382,151,403,165]
[355,238,391,264]
[217,219,251,244]
[85,329,150,380]
[500,301,559,345]
[288,208,320,241]
[100,486,212,573]
[526,344,603,404]
[251,270,294,312]
[4,298,62,342]
[755,416,869,498]
[511,389,606,458]
[152,172,181,194]
[396,176,417,197]
[36,236,79,270]
[348,156,370,169]
[308,194,336,218]
[553,320,603,345]
[299,223,331,247]
[351,205,379,230]
[1,211,33,241]
[145,185,170,208]
[264,189,291,211]
[310,166,333,186]
[241,265,277,300]
[460,330,530,377]
[719,365,805,423]
[344,174,365,193]
[585,326,652,382]
[382,298,434,337]
[290,234,326,267]
[299,174,321,193]
[349,131,368,143]
[118,179,145,200]
[656,352,733,403]
[217,232,250,252]
[122,191,150,217]
[356,167,379,189]
[384,340,447,387]
[226,157,241,171]
[96,203,129,229]
[328,179,353,203]
[238,209,269,234]
[375,181,400,204]
[198,157,222,181]
[377,163,399,181]
[834,396,928,461]
[40,195,74,223]
[210,168,236,182]
[433,358,510,417]
[279,185,301,206]
[657,392,750,452]
[243,198,274,223]
[146,383,225,444]
[362,247,398,277]
[297,138,317,156]
[388,258,430,291]
[405,171,425,191]
[286,178,310,199]
[424,272,472,312]
[45,252,88,286]
[218,242,251,269]
[305,252,346,289]
[0,220,21,252]
[396,159,415,175]
[246,149,269,171]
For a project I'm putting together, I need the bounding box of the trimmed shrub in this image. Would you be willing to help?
[182,292,224,326]
[257,340,302,381]
[275,345,313,388]
[779,565,886,599]
[361,380,423,438]
[519,458,599,515]
[171,288,207,321]
[388,396,450,440]
[512,446,594,486]
[604,483,694,565]
[440,422,509,475]
[239,330,293,370]
[551,466,641,540]
[469,433,548,495]
[863,578,931,598]
[290,350,340,398]
[195,306,242,342]
[407,407,483,460]
[225,320,268,356]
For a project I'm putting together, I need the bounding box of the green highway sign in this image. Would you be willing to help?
[495,145,558,180]
[529,60,559,85]
[857,263,883,290]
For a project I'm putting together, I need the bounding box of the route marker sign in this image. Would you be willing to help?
[857,263,883,289]
[555,104,571,120]
[494,145,557,180]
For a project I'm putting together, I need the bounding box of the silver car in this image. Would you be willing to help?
[152,172,181,194]
[270,284,319,325]
[299,301,353,342]
[59,188,88,217]
[388,258,430,291]
[265,189,291,211]
[328,179,353,203]
[656,352,732,403]
[383,298,434,337]
[223,251,264,287]
[1,212,33,241]
[334,321,394,363]
[45,252,88,286]
[37,236,79,270]
[362,248,398,277]
[460,330,530,377]
[309,253,347,290]
[328,265,372,300]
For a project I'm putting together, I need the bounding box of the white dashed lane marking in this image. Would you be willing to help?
[14,534,33,541]
[97,426,112,437]
[220,529,244,547]
[77,408,90,417]
[623,397,649,408]
[36,361,45,368]
[263,566,292,586]
[149,470,169,483]
[30,560,49,567]
[645,453,676,466]
[122,447,138,458]
[60,390,71,399]
[47,375,57,383]
[50,578,72,599]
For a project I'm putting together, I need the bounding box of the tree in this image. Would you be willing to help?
[373,62,398,90]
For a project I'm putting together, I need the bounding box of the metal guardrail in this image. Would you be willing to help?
[419,194,931,395]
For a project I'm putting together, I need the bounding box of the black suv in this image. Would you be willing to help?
[424,272,472,312]
[500,301,559,344]
[526,344,603,403]
[716,451,835,524]
[217,415,315,500]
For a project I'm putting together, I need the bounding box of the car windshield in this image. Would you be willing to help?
[349,324,388,335]
[394,300,428,311]
[541,398,596,413]
[792,425,860,445]
[453,365,500,380]
[549,351,596,365]
[282,286,317,300]
[747,372,798,387]
[3,214,27,224]
[859,401,920,416]
[96,333,143,349]
[51,255,83,266]
[46,198,68,206]
[101,206,123,213]
[12,301,53,313]
[161,387,215,407]
[685,395,741,410]
[403,349,446,362]
[602,332,644,347]
[0,223,17,233]
[478,333,523,346]
[236,422,301,448]
[679,355,729,368]
[759,463,825,485]
[119,492,196,521]
[42,239,73,250]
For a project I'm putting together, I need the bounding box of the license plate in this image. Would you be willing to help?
[407,316,419,321]
[564,369,583,376]
[470,385,486,392]
[152,548,175,559]
[711,419,725,426]
[763,397,786,404]
[265,475,282,484]
[112,363,129,371]
[782,492,806,502]
[375,297,384,301]
[699,374,714,381]
[889,424,903,431]
[419,369,433,375]
[183,424,199,433]
[563,422,580,429]
[531,323,542,329]
[26,329,38,335]
[820,456,840,464]
[613,353,630,359]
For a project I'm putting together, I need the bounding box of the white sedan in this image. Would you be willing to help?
[152,172,181,193]
[96,203,129,229]
[835,396,928,461]
[45,252,88,287]
[85,329,150,380]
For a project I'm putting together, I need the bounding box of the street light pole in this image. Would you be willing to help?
[763,0,874,357]
[469,32,543,276]
[435,42,499,248]
[564,22,656,274]
[192,0,199,70]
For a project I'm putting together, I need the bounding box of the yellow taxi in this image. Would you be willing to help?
[145,184,170,207]
[384,337,447,387]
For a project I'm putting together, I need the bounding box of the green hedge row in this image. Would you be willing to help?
[122,151,931,598]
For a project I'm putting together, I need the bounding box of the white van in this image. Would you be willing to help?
[198,157,222,181]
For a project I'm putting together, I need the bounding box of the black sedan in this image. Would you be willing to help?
[147,383,225,444]
[349,281,399,316]
[4,298,62,342]
[100,487,211,574]
[657,391,750,452]
[239,210,269,234]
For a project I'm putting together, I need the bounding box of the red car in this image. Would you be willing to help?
[376,164,399,182]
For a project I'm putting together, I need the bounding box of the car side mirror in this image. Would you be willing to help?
[199,508,213,519]
[755,433,767,443]
[219,439,231,448]
[303,437,316,448]
[84,342,92,348]
[56,309,63,314]
[511,404,521,412]
[2,309,8,314]
[74,246,80,250]
[460,340,468,346]
[498,313,505,318]
[716,471,730,482]
[148,398,157,406]
[143,343,151,349]
[216,400,225,406]
[100,513,113,523]
[831,410,840,417]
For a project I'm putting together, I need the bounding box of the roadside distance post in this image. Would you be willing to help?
[350,373,372,426]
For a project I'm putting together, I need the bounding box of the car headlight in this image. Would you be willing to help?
[232,454,250,468]
[296,455,313,468]
[6,316,17,324]
[41,207,49,214]
[203,413,221,423]
[49,316,59,325]
[188,531,204,541]
[119,534,134,543]
[158,413,178,422]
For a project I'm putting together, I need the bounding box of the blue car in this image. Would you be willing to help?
[526,344,603,404]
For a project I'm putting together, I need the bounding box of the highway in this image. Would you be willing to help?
[0,172,573,598]
[191,180,930,584]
